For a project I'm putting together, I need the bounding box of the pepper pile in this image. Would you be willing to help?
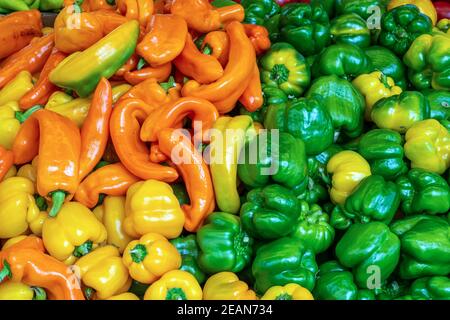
[0,0,449,301]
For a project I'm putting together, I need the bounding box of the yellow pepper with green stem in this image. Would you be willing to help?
[0,281,46,300]
[0,71,34,106]
[261,283,314,300]
[203,272,257,300]
[144,270,203,300]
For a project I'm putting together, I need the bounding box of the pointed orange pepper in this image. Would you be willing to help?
[239,63,263,112]
[124,62,172,85]
[117,0,154,27]
[243,24,271,56]
[0,146,14,182]
[119,77,181,106]
[216,4,245,25]
[114,54,139,80]
[200,31,230,67]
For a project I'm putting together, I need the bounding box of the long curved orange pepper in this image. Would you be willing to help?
[0,236,85,300]
[110,98,179,182]
[0,146,13,182]
[119,77,181,106]
[239,63,263,112]
[0,10,42,60]
[170,0,221,33]
[123,62,172,85]
[214,75,251,113]
[75,162,140,208]
[12,109,81,217]
[78,78,112,181]
[136,14,188,67]
[216,4,245,25]
[19,49,67,110]
[114,54,139,80]
[201,31,230,67]
[158,128,215,232]
[174,33,224,84]
[243,24,271,56]
[140,97,219,143]
[181,21,256,111]
[117,0,154,27]
[0,33,54,90]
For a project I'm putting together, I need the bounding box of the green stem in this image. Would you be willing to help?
[32,287,47,300]
[48,190,67,218]
[106,0,115,5]
[84,287,94,300]
[73,241,93,258]
[34,195,48,211]
[379,73,392,89]
[15,105,43,124]
[275,293,293,300]
[270,64,290,85]
[137,58,147,71]
[0,261,12,283]
[94,160,110,171]
[166,288,187,300]
[130,244,148,263]
[160,76,176,92]
[74,0,84,13]
[202,44,212,55]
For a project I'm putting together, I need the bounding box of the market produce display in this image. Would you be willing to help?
[0,0,449,301]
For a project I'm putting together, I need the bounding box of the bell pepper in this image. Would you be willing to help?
[352,71,402,120]
[170,235,206,285]
[252,236,318,293]
[306,75,365,138]
[143,270,202,300]
[209,115,255,214]
[404,119,450,174]
[0,281,46,300]
[290,201,335,254]
[313,260,376,300]
[357,129,408,180]
[74,245,131,300]
[106,292,140,300]
[40,0,64,11]
[330,13,371,48]
[123,179,185,239]
[116,0,153,26]
[424,90,450,121]
[409,276,450,300]
[371,91,431,133]
[124,62,172,85]
[390,215,450,279]
[16,156,38,183]
[241,0,280,26]
[93,196,133,254]
[336,0,388,20]
[395,168,450,215]
[50,20,139,98]
[388,0,437,25]
[0,102,22,151]
[196,212,253,273]
[0,0,35,11]
[261,283,314,300]
[42,201,107,264]
[199,31,230,67]
[123,233,181,284]
[435,18,450,35]
[243,24,271,56]
[403,34,450,90]
[203,272,257,300]
[327,150,372,205]
[0,236,85,300]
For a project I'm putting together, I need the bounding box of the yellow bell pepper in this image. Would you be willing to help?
[123,233,181,284]
[0,71,34,105]
[124,180,185,239]
[17,156,38,183]
[388,0,437,25]
[404,119,450,174]
[74,245,131,300]
[327,150,372,205]
[2,235,28,250]
[144,270,202,300]
[106,292,140,300]
[42,202,107,264]
[261,283,314,300]
[352,71,402,120]
[0,101,21,150]
[4,165,17,180]
[93,196,133,254]
[0,282,46,300]
[203,272,257,300]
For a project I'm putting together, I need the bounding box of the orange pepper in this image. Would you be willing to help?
[238,62,263,112]
[110,98,179,182]
[158,128,215,232]
[181,21,256,113]
[216,4,245,25]
[0,146,13,182]
[12,109,81,217]
[117,0,154,27]
[124,62,172,85]
[0,236,85,300]
[243,24,271,56]
[114,54,139,80]
[87,0,116,11]
[91,9,130,34]
[170,0,221,33]
[201,31,230,67]
[174,33,224,84]
[214,74,251,113]
[0,33,54,90]
[119,77,181,106]
[75,162,140,208]
[19,49,67,110]
[79,78,113,181]
[63,0,91,11]
[0,10,43,60]
[136,14,188,67]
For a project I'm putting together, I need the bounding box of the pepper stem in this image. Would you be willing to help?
[73,241,93,258]
[137,58,147,70]
[379,73,392,89]
[202,44,212,55]
[0,261,12,283]
[15,105,42,124]
[166,288,187,300]
[84,287,95,300]
[48,190,67,218]
[74,0,84,13]
[34,194,48,211]
[276,293,293,300]
[94,160,110,171]
[130,244,148,263]
[270,64,290,85]
[106,0,116,5]
[160,76,176,93]
[32,287,47,300]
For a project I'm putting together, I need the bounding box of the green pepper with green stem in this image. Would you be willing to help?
[170,235,206,284]
[241,0,280,26]
[330,13,371,48]
[294,176,329,205]
[423,90,450,121]
[335,0,389,20]
[409,277,450,300]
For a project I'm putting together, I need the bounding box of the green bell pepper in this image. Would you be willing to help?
[358,129,408,180]
[238,131,308,189]
[379,4,433,56]
[290,201,335,254]
[396,168,450,215]
[196,212,253,274]
[409,276,450,300]
[294,176,329,205]
[403,34,450,90]
[311,0,335,18]
[423,89,450,121]
[0,0,32,11]
[336,222,401,288]
[376,279,410,300]
[390,215,450,279]
[39,0,63,11]
[252,236,318,293]
[241,0,280,26]
[306,75,365,138]
[263,95,334,155]
[330,13,371,48]
[170,235,206,284]
[259,42,311,98]
[50,20,140,98]
[335,0,389,20]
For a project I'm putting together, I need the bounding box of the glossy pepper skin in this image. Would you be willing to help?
[424,90,450,121]
[330,13,371,48]
[336,0,388,20]
[170,235,206,285]
[197,212,253,274]
[395,168,450,215]
[124,63,172,85]
[243,23,271,56]
[116,0,153,26]
[261,283,314,300]
[336,222,401,288]
[240,184,300,240]
[75,245,131,300]
[409,277,450,300]
[390,215,450,279]
[42,202,107,265]
[388,0,437,25]
[50,20,139,97]
[239,62,264,112]
[199,30,230,67]
[0,71,33,107]
[144,270,202,300]
[123,233,181,284]
[357,129,408,180]
[252,236,318,293]
[404,119,450,174]
[259,42,310,98]
[241,0,280,26]
[403,34,450,90]
[0,281,46,300]
[123,180,185,240]
[371,91,431,134]
[0,103,21,151]
[203,272,257,300]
